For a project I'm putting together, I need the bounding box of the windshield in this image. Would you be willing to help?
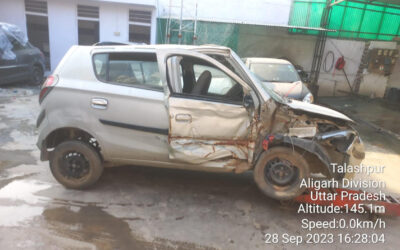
[248,71,286,103]
[250,63,300,83]
[230,52,286,104]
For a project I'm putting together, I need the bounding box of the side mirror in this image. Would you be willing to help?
[243,94,254,109]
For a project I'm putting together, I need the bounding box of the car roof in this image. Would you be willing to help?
[244,57,292,65]
[89,44,231,53]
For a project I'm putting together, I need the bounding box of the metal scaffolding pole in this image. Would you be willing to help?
[309,0,331,97]
[178,0,183,44]
[165,0,172,44]
[193,2,198,45]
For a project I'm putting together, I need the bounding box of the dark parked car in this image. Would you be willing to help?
[0,22,45,85]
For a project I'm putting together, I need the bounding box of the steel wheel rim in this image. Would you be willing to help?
[59,151,90,180]
[264,157,299,186]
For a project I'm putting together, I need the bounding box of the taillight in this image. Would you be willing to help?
[39,75,58,104]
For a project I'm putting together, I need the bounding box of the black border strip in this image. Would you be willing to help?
[99,119,168,135]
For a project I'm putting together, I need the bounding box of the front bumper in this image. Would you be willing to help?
[315,130,365,179]
[343,135,365,179]
[346,135,365,166]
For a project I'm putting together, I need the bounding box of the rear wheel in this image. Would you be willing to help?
[254,147,309,200]
[49,140,103,189]
[30,65,44,85]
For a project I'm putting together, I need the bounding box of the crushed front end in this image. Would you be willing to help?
[257,99,365,180]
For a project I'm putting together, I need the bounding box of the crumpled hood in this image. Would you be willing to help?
[285,99,353,122]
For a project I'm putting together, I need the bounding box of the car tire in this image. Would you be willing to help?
[49,140,103,189]
[30,65,44,85]
[253,147,310,200]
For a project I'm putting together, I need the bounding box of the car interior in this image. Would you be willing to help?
[173,56,244,103]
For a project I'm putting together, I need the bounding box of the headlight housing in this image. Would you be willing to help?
[303,93,314,103]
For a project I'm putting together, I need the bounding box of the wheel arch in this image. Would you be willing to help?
[41,127,103,161]
[255,135,334,178]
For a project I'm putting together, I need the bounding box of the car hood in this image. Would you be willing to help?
[262,81,304,99]
[285,99,353,122]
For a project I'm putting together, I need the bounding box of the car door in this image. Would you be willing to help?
[90,51,170,162]
[157,49,259,168]
[8,35,31,80]
[0,55,18,84]
[0,35,25,84]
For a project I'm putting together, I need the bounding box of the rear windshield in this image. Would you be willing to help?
[250,63,300,83]
[93,52,162,91]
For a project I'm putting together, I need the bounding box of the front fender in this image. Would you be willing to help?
[271,134,334,177]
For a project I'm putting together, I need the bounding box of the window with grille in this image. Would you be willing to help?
[129,10,152,44]
[77,5,99,45]
[25,0,47,14]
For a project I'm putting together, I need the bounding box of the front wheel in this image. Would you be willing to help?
[254,147,309,200]
[49,140,103,189]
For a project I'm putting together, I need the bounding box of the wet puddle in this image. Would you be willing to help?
[0,204,43,226]
[0,179,51,204]
[43,206,215,250]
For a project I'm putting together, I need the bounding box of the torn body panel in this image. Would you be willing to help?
[168,97,256,167]
[169,139,248,164]
[256,101,365,178]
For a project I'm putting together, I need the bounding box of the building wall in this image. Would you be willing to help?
[157,0,292,26]
[48,0,78,70]
[385,45,400,89]
[318,39,365,97]
[0,0,157,70]
[0,0,27,35]
[358,41,397,98]
[237,27,316,72]
[99,2,129,43]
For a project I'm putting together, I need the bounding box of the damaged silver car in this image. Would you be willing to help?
[36,44,365,200]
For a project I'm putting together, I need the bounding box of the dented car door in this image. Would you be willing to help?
[157,49,258,168]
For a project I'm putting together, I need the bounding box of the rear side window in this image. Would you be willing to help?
[93,53,162,90]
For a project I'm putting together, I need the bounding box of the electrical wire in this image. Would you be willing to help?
[323,50,335,72]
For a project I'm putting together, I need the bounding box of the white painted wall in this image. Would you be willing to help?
[358,41,397,98]
[99,2,129,43]
[0,0,27,35]
[96,0,156,5]
[98,1,156,44]
[48,0,78,70]
[157,0,292,26]
[358,74,388,98]
[318,39,365,97]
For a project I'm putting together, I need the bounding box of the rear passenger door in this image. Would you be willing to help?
[91,52,170,162]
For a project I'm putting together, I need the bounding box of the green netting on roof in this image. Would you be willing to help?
[289,0,400,40]
[156,18,239,50]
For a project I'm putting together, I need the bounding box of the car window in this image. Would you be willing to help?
[169,56,243,103]
[7,35,27,51]
[193,64,236,95]
[250,63,300,83]
[93,53,108,81]
[93,53,162,90]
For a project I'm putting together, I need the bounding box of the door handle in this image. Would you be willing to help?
[91,98,108,109]
[175,113,192,123]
